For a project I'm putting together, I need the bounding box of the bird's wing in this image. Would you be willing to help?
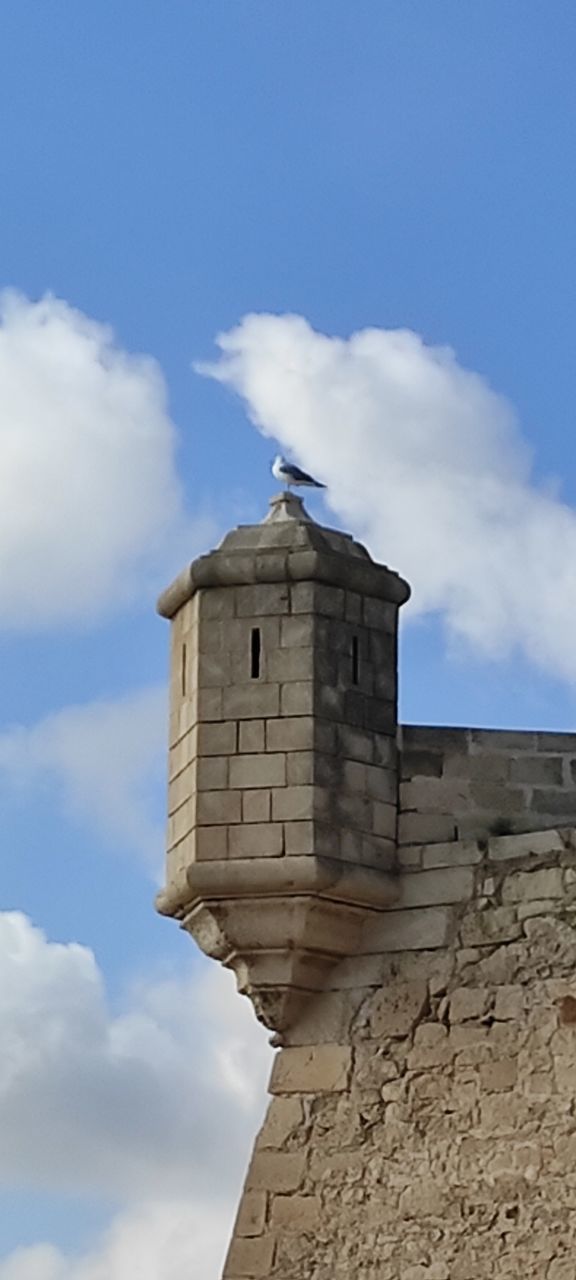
[286,462,319,483]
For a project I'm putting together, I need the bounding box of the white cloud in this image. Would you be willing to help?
[0,291,197,631]
[0,687,166,868]
[0,1199,231,1280]
[199,313,576,683]
[0,912,271,1203]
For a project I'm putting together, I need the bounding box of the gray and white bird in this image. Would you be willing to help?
[272,454,326,490]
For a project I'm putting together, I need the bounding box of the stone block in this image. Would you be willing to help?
[364,905,452,952]
[449,987,490,1023]
[272,786,315,822]
[343,759,366,793]
[289,582,315,613]
[480,1057,517,1091]
[168,763,195,813]
[197,789,242,825]
[362,696,396,734]
[401,726,469,752]
[372,801,397,839]
[224,1233,276,1278]
[502,867,564,902]
[311,584,345,619]
[168,731,196,782]
[317,684,346,720]
[259,1097,303,1148]
[400,778,471,813]
[395,866,475,909]
[280,681,314,715]
[421,840,482,869]
[345,590,363,622]
[363,595,396,629]
[235,583,290,616]
[531,788,576,815]
[223,684,280,719]
[196,755,229,791]
[407,1023,452,1069]
[459,906,521,947]
[239,720,265,753]
[235,1191,267,1238]
[228,823,284,858]
[197,650,231,688]
[200,587,235,619]
[337,725,377,764]
[268,646,315,682]
[270,1195,320,1230]
[397,813,457,846]
[246,1150,307,1192]
[536,731,576,751]
[197,721,237,757]
[243,790,271,823]
[266,716,315,753]
[365,764,396,802]
[364,979,429,1038]
[445,752,510,782]
[494,986,524,1021]
[167,799,195,846]
[230,753,286,789]
[373,732,396,767]
[280,615,315,647]
[510,755,564,785]
[270,1044,352,1094]
[470,728,536,749]
[197,618,229,653]
[197,688,223,721]
[488,828,565,862]
[283,820,316,856]
[473,780,528,814]
[285,751,324,787]
[195,826,228,860]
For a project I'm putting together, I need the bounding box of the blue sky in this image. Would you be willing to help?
[2,3,576,1277]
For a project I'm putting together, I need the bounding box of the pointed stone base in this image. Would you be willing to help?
[156,856,399,1035]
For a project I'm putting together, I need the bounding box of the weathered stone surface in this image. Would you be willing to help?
[395,866,475,909]
[246,1151,307,1193]
[223,1233,276,1277]
[365,906,453,952]
[234,1191,267,1238]
[270,1045,352,1094]
[361,980,429,1038]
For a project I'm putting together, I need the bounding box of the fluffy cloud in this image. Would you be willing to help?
[0,687,166,868]
[0,912,270,1204]
[199,314,576,682]
[0,1200,232,1280]
[0,291,195,630]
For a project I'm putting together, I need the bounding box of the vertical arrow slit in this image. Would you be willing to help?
[251,627,261,679]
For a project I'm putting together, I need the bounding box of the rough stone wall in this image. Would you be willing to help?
[224,828,576,1279]
[399,725,576,848]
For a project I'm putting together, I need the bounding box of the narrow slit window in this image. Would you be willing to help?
[352,635,360,685]
[181,642,187,696]
[251,627,261,679]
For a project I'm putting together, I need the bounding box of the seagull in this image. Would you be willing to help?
[272,454,326,490]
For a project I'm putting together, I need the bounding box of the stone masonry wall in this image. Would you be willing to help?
[399,725,576,848]
[166,581,400,891]
[224,827,576,1280]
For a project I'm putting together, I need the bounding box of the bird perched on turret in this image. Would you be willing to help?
[272,454,326,490]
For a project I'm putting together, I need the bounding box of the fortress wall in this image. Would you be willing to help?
[398,725,576,847]
[224,828,576,1280]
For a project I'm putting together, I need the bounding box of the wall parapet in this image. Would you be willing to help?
[399,724,576,847]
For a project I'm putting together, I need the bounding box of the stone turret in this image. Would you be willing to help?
[156,492,410,1034]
